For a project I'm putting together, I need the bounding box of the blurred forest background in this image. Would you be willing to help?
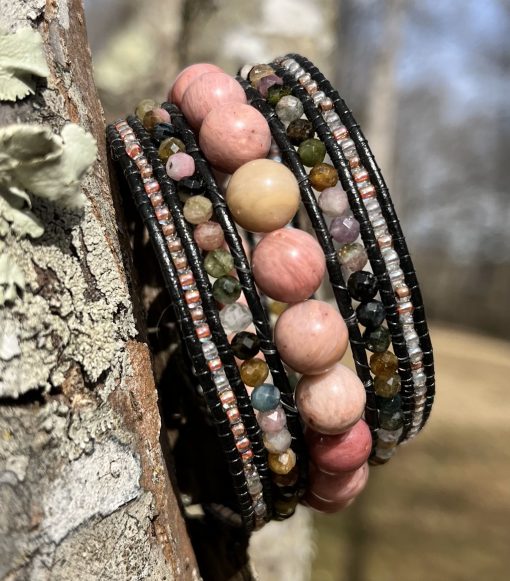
[84,0,510,580]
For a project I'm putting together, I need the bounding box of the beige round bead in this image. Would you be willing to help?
[183,195,213,225]
[225,159,300,233]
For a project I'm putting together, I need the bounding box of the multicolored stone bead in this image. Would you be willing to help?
[249,64,275,86]
[135,99,157,121]
[318,185,349,217]
[374,373,401,398]
[369,351,398,378]
[193,221,224,251]
[329,212,360,244]
[348,271,378,302]
[363,326,391,353]
[240,358,269,387]
[298,138,326,167]
[258,74,283,98]
[183,195,213,225]
[142,107,171,131]
[337,242,368,271]
[356,300,386,329]
[158,137,186,163]
[286,118,314,145]
[257,406,286,433]
[204,249,234,278]
[266,84,292,106]
[166,152,195,181]
[263,428,292,454]
[219,302,253,334]
[212,275,241,304]
[231,331,260,360]
[275,95,304,126]
[251,383,281,412]
[309,163,338,191]
[268,449,296,475]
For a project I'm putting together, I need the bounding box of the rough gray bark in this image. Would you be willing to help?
[0,1,199,579]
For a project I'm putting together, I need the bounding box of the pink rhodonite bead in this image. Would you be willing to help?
[309,462,369,504]
[199,103,271,174]
[193,221,225,251]
[274,300,349,375]
[306,419,372,474]
[166,151,195,181]
[303,491,353,514]
[169,63,224,107]
[257,406,286,433]
[181,72,247,129]
[295,363,366,434]
[251,228,325,303]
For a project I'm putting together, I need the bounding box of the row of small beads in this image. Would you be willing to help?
[115,116,267,522]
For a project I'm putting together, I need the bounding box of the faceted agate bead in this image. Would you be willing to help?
[143,107,171,131]
[267,84,291,106]
[374,373,401,398]
[231,331,260,360]
[251,229,325,303]
[263,428,292,454]
[249,64,274,86]
[274,300,348,375]
[329,212,360,244]
[181,72,247,129]
[348,271,378,302]
[306,419,372,474]
[295,363,366,435]
[257,406,286,433]
[309,163,338,191]
[258,74,283,98]
[240,358,269,387]
[193,221,224,251]
[268,449,296,475]
[356,300,385,329]
[369,351,398,379]
[286,119,314,146]
[204,249,234,278]
[169,63,224,106]
[251,383,281,412]
[135,99,157,120]
[363,326,391,353]
[275,95,304,126]
[166,152,195,181]
[337,243,368,271]
[159,137,186,163]
[226,159,300,232]
[183,195,213,224]
[318,185,349,217]
[199,103,271,174]
[212,275,241,304]
[298,138,326,167]
[220,303,252,334]
[309,462,369,504]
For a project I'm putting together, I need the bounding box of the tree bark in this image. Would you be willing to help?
[0,1,198,579]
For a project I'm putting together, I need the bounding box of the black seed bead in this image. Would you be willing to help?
[230,331,261,360]
[363,326,391,353]
[356,300,386,329]
[348,271,378,302]
[286,119,315,146]
[152,122,178,143]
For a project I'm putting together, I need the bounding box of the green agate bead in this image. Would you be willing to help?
[267,84,292,106]
[204,249,234,278]
[158,137,186,163]
[298,138,326,167]
[212,275,241,304]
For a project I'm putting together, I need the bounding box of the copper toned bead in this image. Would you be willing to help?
[150,193,164,208]
[155,206,170,221]
[226,406,240,423]
[268,449,296,475]
[240,358,269,387]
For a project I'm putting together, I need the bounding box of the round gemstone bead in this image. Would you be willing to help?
[274,300,349,375]
[258,74,283,97]
[212,275,241,304]
[329,212,360,244]
[193,221,224,251]
[306,419,372,474]
[220,303,252,334]
[231,331,260,360]
[159,137,186,163]
[272,465,299,487]
[166,151,195,181]
[266,84,291,106]
[309,462,369,504]
[204,249,234,278]
[356,300,385,329]
[135,99,157,120]
[286,119,314,145]
[379,408,404,431]
[257,406,286,433]
[309,163,338,191]
[363,326,391,353]
[249,64,275,86]
[296,363,366,435]
[183,195,213,225]
[369,351,398,379]
[251,229,325,303]
[169,63,224,107]
[275,95,304,126]
[337,242,368,271]
[240,357,269,387]
[181,72,247,129]
[298,138,326,167]
[268,449,296,475]
[318,185,349,217]
[273,496,298,519]
[263,428,292,454]
[251,383,281,412]
[143,107,171,131]
[226,159,300,232]
[348,271,378,302]
[375,374,401,398]
[199,103,271,174]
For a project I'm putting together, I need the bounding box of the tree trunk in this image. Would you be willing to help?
[0,1,198,579]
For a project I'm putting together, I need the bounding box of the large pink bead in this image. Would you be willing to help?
[251,229,325,303]
[306,419,372,474]
[295,363,366,434]
[302,491,353,514]
[274,300,349,375]
[199,103,271,174]
[308,462,369,504]
[169,63,224,107]
[181,72,247,129]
